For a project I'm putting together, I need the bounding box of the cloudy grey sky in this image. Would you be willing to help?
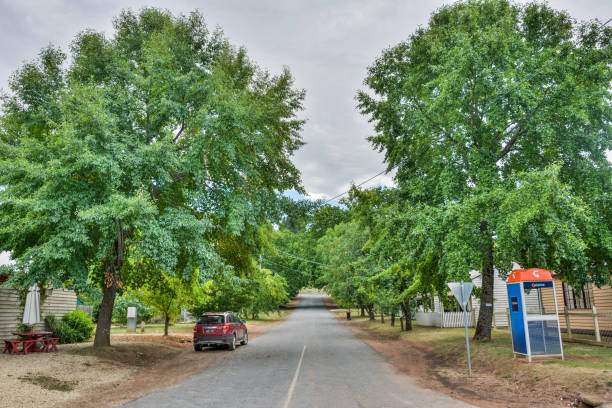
[0,0,610,201]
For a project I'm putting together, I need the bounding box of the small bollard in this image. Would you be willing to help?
[140,321,146,333]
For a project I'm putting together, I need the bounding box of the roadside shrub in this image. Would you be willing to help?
[63,310,94,341]
[44,314,81,344]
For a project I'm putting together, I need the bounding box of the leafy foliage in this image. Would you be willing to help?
[44,314,81,344]
[62,309,95,341]
[357,0,611,340]
[131,270,194,335]
[263,198,350,296]
[317,221,373,309]
[0,8,305,347]
[187,266,288,319]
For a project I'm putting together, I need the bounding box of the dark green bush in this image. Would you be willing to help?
[44,314,81,344]
[63,310,94,341]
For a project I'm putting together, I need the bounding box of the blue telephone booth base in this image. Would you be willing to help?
[506,274,564,362]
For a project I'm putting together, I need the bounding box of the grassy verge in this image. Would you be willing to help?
[111,323,193,335]
[333,311,612,397]
[246,309,293,325]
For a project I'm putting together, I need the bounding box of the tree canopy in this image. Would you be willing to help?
[0,8,305,347]
[358,0,611,340]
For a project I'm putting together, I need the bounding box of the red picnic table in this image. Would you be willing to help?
[3,331,58,355]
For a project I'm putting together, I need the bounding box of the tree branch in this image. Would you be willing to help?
[499,126,527,158]
[498,88,551,159]
[173,120,185,143]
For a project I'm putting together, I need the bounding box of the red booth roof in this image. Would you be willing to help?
[507,268,553,283]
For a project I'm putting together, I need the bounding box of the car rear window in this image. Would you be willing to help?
[197,315,225,325]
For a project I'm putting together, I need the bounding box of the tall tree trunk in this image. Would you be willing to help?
[401,301,412,331]
[164,314,170,337]
[474,221,495,341]
[93,225,128,348]
[94,281,118,348]
[360,307,365,317]
[400,315,404,331]
[366,304,375,320]
[380,309,385,324]
[391,312,395,327]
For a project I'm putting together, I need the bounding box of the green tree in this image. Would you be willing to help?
[348,186,445,330]
[244,268,289,319]
[266,229,314,296]
[0,9,305,347]
[187,266,288,319]
[264,199,344,295]
[317,221,376,316]
[277,197,322,233]
[358,0,611,340]
[309,205,350,240]
[133,271,193,336]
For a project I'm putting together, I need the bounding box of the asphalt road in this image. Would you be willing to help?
[124,294,474,408]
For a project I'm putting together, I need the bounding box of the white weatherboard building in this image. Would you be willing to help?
[0,251,77,341]
[415,267,540,328]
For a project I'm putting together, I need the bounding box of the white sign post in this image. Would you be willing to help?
[127,306,137,333]
[448,281,474,376]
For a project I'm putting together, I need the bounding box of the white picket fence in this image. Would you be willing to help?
[415,311,475,328]
[442,311,475,328]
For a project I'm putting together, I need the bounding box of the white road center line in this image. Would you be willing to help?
[283,344,307,408]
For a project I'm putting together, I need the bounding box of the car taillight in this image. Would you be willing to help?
[220,324,229,332]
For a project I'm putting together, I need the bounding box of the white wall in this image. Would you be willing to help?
[0,251,13,266]
[470,269,510,327]
[415,311,441,327]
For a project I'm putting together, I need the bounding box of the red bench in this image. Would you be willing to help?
[3,339,21,355]
[42,338,59,352]
[22,339,38,354]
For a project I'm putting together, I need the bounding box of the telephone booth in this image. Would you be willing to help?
[506,268,564,362]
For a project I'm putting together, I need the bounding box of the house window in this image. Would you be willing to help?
[562,282,594,310]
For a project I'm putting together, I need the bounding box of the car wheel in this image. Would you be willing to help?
[194,344,202,352]
[240,331,248,346]
[228,334,236,351]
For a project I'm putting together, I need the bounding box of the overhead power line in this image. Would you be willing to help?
[324,169,389,203]
[262,257,312,273]
[268,171,390,268]
[273,249,331,267]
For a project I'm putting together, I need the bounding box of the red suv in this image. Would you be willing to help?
[193,312,248,351]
